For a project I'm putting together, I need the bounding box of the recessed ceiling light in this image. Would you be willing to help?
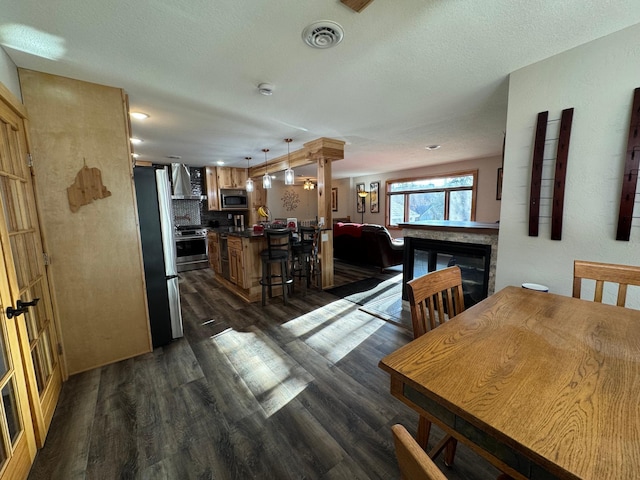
[425,145,441,151]
[130,112,149,120]
[217,161,225,165]
[258,83,274,95]
[130,137,143,144]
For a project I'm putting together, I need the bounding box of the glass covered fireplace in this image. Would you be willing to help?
[402,237,492,308]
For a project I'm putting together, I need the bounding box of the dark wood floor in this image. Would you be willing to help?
[28,261,500,479]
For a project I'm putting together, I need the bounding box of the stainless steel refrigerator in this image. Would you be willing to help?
[134,166,183,347]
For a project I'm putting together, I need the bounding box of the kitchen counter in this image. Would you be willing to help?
[207,225,334,302]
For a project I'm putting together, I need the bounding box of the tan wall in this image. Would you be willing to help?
[19,70,151,374]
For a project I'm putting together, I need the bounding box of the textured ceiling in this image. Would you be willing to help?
[1,0,639,180]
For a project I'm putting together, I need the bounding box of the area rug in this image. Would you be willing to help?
[358,292,412,331]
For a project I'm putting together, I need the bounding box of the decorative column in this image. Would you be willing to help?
[304,138,345,289]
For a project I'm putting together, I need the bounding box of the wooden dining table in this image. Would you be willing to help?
[379,286,640,480]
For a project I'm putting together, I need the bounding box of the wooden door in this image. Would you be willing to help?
[0,88,62,451]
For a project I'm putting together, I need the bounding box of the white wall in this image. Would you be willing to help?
[496,23,640,307]
[352,155,503,232]
[0,47,21,100]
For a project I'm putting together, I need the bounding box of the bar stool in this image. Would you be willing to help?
[291,226,315,293]
[260,228,293,306]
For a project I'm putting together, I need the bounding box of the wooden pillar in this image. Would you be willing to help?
[303,138,345,289]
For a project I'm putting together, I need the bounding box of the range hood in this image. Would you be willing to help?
[171,163,206,200]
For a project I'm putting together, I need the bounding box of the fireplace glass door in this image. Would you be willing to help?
[403,238,491,308]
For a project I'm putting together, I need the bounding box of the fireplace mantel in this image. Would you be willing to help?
[398,220,499,235]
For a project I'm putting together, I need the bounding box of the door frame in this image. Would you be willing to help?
[0,81,67,448]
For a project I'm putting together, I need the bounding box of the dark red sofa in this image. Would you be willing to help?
[333,222,404,271]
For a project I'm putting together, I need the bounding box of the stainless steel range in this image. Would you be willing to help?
[175,226,208,272]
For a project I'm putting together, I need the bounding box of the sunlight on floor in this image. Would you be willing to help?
[208,298,386,417]
[210,325,313,417]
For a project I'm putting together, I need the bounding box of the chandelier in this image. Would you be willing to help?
[303,178,315,190]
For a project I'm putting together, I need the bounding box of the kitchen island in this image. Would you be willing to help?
[208,227,333,303]
[208,228,267,303]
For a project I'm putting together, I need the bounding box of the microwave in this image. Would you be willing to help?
[220,189,248,210]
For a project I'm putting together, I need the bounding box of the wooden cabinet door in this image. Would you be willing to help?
[218,167,247,189]
[228,248,238,285]
[205,167,219,211]
[227,237,239,285]
[232,168,247,188]
[207,234,221,274]
[235,245,246,288]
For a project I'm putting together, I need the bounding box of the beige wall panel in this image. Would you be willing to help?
[18,69,151,374]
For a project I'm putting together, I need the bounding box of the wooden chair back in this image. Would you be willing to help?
[392,424,448,480]
[407,266,465,339]
[573,260,640,307]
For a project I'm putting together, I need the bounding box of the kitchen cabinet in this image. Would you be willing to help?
[207,232,221,274]
[227,236,246,287]
[205,167,219,211]
[206,167,248,210]
[217,167,248,189]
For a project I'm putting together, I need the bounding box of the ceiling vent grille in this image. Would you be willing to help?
[302,21,344,49]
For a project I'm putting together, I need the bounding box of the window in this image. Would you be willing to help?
[386,171,477,227]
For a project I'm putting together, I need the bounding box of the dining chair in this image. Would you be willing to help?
[391,424,448,480]
[406,266,465,465]
[573,260,640,307]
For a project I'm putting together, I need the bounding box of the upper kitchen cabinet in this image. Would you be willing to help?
[217,167,247,189]
[205,166,219,211]
[206,167,249,210]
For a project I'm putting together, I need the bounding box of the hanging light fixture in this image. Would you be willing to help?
[303,178,315,190]
[245,157,254,192]
[284,138,295,185]
[262,148,272,189]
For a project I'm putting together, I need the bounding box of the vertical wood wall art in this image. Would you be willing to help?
[616,87,640,241]
[550,108,574,240]
[529,111,548,236]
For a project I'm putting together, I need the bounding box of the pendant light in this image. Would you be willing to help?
[262,148,272,189]
[245,157,254,192]
[284,138,295,185]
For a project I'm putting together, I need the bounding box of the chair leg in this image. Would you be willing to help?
[261,259,267,306]
[444,437,457,466]
[281,259,288,305]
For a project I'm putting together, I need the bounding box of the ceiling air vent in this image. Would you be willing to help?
[302,21,344,49]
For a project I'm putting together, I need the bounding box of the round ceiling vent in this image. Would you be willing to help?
[302,21,344,49]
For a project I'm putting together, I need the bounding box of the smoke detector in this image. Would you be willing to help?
[302,21,344,49]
